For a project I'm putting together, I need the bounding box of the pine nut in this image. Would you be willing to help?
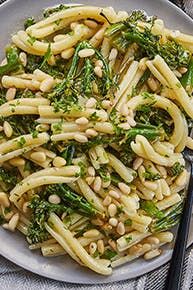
[102,179,111,188]
[22,201,30,214]
[8,213,19,232]
[92,81,98,94]
[118,182,131,195]
[116,221,125,235]
[0,126,3,132]
[108,239,117,251]
[94,66,103,78]
[48,194,61,205]
[146,237,160,245]
[175,169,188,187]
[143,181,158,191]
[36,124,50,132]
[9,157,25,167]
[138,165,146,183]
[118,122,131,130]
[53,156,66,167]
[84,19,98,29]
[85,129,98,137]
[101,100,111,109]
[78,48,95,58]
[173,69,182,78]
[91,218,104,226]
[2,223,9,230]
[186,137,193,150]
[178,67,188,74]
[61,212,67,220]
[95,59,103,68]
[74,134,88,143]
[97,239,104,254]
[109,190,120,199]
[61,47,75,59]
[155,232,173,243]
[120,104,129,116]
[109,48,118,61]
[0,192,10,207]
[30,151,46,162]
[103,195,112,206]
[129,244,143,255]
[88,166,95,177]
[4,210,14,221]
[0,58,7,66]
[47,55,56,66]
[3,121,13,138]
[133,157,143,170]
[108,203,117,217]
[109,217,118,227]
[83,229,100,238]
[40,77,54,92]
[19,52,27,67]
[6,87,16,101]
[85,97,97,108]
[144,249,161,260]
[75,117,89,125]
[89,242,97,255]
[126,116,136,127]
[70,22,78,30]
[93,176,102,192]
[85,176,95,185]
[147,77,158,92]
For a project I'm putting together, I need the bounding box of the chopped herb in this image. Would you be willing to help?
[143,169,161,181]
[125,235,132,243]
[24,17,36,29]
[124,218,132,226]
[27,36,36,46]
[17,136,26,148]
[101,249,117,260]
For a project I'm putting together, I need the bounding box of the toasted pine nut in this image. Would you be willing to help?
[75,117,89,125]
[138,165,146,183]
[178,67,188,74]
[109,48,118,61]
[83,229,100,238]
[108,203,117,217]
[91,218,104,226]
[109,217,118,227]
[74,134,88,143]
[3,121,13,138]
[36,124,50,132]
[19,52,27,67]
[95,59,103,68]
[173,69,182,78]
[88,166,95,177]
[0,126,3,132]
[116,221,125,235]
[84,19,98,29]
[118,122,131,130]
[8,213,19,232]
[103,195,112,206]
[2,223,9,230]
[133,157,143,170]
[147,77,158,92]
[70,22,78,30]
[97,239,104,254]
[78,48,95,58]
[85,176,95,185]
[175,169,188,187]
[30,151,46,162]
[6,87,16,101]
[109,190,120,199]
[89,242,97,255]
[85,128,98,137]
[101,100,111,109]
[53,156,66,167]
[108,239,117,251]
[40,77,54,92]
[155,231,174,243]
[61,47,75,59]
[143,181,158,191]
[146,236,160,245]
[126,116,136,127]
[85,97,97,108]
[47,55,56,66]
[92,81,98,94]
[93,176,102,192]
[22,201,30,214]
[186,137,193,150]
[129,243,143,255]
[48,194,61,205]
[9,157,25,167]
[0,192,10,207]
[94,66,103,78]
[144,249,161,260]
[118,182,131,195]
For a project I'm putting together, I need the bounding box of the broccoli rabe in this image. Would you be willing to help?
[167,162,184,177]
[0,167,18,190]
[140,200,164,219]
[181,58,193,94]
[24,17,36,29]
[0,46,21,76]
[143,169,161,181]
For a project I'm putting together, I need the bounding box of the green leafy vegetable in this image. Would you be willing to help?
[43,4,69,18]
[0,167,18,190]
[24,17,36,29]
[101,249,117,260]
[143,169,161,181]
[61,145,75,165]
[140,200,164,219]
[167,162,184,177]
[181,58,193,94]
[0,46,21,76]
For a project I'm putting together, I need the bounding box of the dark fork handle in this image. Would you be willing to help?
[164,163,193,290]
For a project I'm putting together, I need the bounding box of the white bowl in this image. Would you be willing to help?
[0,0,193,284]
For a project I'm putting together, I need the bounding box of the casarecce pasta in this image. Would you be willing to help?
[0,4,193,275]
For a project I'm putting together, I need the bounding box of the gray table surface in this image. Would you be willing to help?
[0,0,193,289]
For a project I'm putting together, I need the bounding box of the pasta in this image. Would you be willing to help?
[0,4,192,276]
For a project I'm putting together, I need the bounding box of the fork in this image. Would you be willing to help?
[164,142,193,290]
